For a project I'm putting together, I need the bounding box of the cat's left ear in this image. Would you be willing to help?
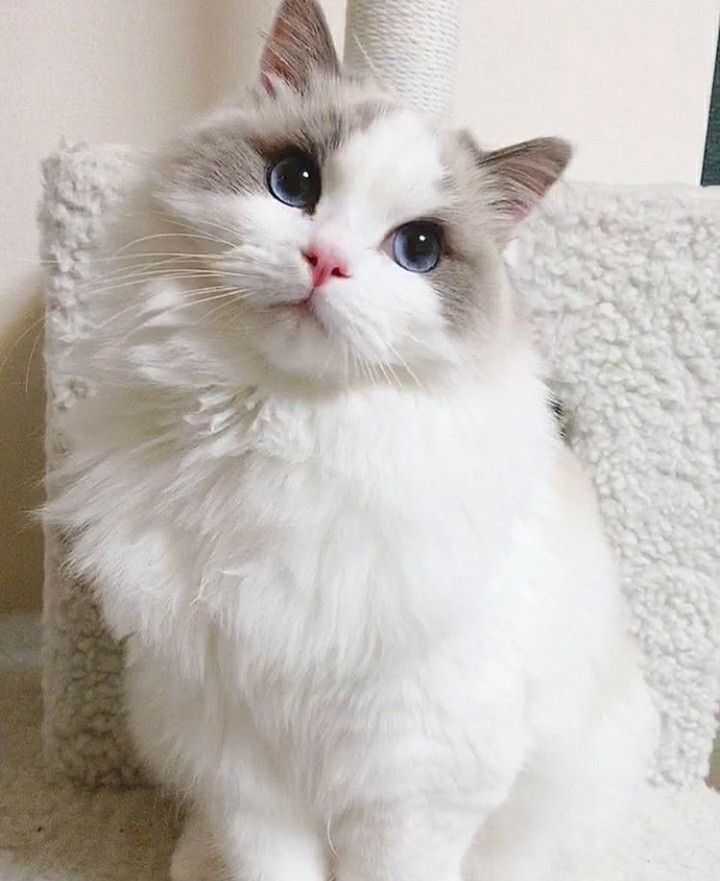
[468,135,571,242]
[260,0,340,94]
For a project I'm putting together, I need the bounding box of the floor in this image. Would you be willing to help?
[2,615,720,881]
[0,615,178,880]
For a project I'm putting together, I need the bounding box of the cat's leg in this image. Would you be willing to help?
[467,752,622,881]
[464,767,564,881]
[467,760,628,881]
[211,805,327,881]
[170,809,224,881]
[332,805,480,881]
[124,649,327,881]
[170,803,326,881]
[467,676,657,881]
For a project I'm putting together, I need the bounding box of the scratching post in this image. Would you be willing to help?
[41,145,146,786]
[344,0,460,117]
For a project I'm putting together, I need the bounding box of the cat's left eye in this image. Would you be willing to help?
[267,152,321,209]
[391,221,443,273]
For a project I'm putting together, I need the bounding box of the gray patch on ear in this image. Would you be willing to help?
[455,129,484,164]
[261,0,340,93]
[478,137,572,231]
[449,129,572,246]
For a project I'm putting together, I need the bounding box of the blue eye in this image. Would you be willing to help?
[391,221,443,273]
[267,152,321,209]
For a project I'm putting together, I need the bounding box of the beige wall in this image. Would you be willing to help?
[457,0,719,184]
[1,0,717,611]
[0,0,345,613]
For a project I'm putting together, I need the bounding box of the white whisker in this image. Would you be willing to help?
[24,324,44,396]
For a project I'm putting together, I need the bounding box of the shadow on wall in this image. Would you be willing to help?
[0,278,45,614]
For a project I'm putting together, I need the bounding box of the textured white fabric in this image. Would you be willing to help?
[39,146,720,790]
[343,0,460,117]
[40,144,145,786]
[513,183,720,788]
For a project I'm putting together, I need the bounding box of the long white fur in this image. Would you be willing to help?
[50,25,658,881]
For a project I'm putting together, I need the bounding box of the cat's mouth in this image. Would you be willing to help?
[271,292,318,315]
[270,294,325,327]
[291,295,314,313]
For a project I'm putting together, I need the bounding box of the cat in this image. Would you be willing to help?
[50,1,658,879]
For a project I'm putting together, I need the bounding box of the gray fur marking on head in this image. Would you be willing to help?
[157,4,569,342]
[161,84,397,201]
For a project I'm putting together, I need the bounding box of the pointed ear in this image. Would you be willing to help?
[260,0,339,94]
[474,136,572,242]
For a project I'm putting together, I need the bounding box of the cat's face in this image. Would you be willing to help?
[153,0,569,387]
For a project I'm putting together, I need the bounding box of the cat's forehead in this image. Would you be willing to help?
[251,83,449,215]
[322,110,446,219]
[163,79,460,223]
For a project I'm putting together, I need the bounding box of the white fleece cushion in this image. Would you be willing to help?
[39,145,720,791]
[512,183,720,788]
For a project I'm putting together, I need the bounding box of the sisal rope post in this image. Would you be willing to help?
[343,0,461,118]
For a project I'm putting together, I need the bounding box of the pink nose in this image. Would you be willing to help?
[303,247,350,289]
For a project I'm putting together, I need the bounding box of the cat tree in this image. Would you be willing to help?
[41,0,719,860]
[343,0,459,117]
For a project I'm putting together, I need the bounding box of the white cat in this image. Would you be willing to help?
[51,1,658,879]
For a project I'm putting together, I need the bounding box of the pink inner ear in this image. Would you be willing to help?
[510,201,532,223]
[496,196,532,225]
[260,70,277,97]
[258,0,339,95]
[260,8,301,92]
[500,165,561,227]
[260,40,289,93]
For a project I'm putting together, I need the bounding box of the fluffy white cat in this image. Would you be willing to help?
[51,1,658,879]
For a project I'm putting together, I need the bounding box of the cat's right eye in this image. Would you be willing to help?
[267,152,321,209]
[391,221,443,273]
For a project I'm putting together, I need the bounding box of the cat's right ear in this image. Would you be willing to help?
[260,0,340,95]
[459,131,571,244]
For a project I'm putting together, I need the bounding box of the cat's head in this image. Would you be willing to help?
[153,0,570,387]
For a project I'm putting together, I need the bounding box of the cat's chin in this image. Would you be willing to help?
[248,312,350,385]
[272,299,322,324]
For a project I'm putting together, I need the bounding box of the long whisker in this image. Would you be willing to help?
[39,251,214,271]
[76,270,226,299]
[24,324,44,396]
[113,231,239,255]
[103,289,239,343]
[386,339,424,390]
[94,284,238,331]
[73,255,212,283]
[156,210,246,244]
[376,359,400,392]
[202,298,243,324]
[350,34,393,94]
[0,313,46,378]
